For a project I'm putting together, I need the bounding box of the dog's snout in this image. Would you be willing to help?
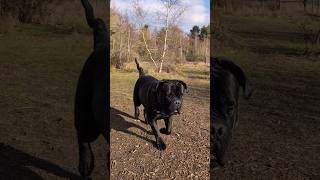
[211,122,230,166]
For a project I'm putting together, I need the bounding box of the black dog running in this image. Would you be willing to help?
[133,59,188,150]
[74,0,109,178]
[211,57,254,167]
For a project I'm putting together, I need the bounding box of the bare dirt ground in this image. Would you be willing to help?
[1,14,319,180]
[110,64,210,179]
[211,15,320,179]
[0,25,107,179]
[0,24,209,180]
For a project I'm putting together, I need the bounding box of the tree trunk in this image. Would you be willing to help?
[158,27,168,73]
[112,39,115,52]
[117,29,123,69]
[127,27,131,63]
[140,29,158,69]
[158,8,170,73]
[180,34,183,63]
[205,38,208,63]
[194,35,198,60]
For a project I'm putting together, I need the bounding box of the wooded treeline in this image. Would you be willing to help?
[212,0,320,14]
[211,0,320,55]
[1,0,210,71]
[0,0,107,26]
[110,8,210,71]
[0,0,55,23]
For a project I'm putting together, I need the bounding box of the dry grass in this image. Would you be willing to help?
[0,16,18,34]
[110,61,210,108]
[115,61,210,86]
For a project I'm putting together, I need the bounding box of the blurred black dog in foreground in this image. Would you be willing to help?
[133,59,187,150]
[74,0,109,178]
[211,57,254,167]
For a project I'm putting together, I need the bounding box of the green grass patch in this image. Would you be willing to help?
[0,24,93,107]
[214,14,320,58]
[110,62,210,103]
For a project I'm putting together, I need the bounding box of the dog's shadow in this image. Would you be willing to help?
[0,143,81,180]
[110,107,155,145]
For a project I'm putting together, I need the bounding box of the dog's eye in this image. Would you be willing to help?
[227,101,235,107]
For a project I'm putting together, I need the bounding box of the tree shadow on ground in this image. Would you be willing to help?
[0,143,81,180]
[110,107,155,145]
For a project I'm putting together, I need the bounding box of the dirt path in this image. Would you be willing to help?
[212,57,320,179]
[0,30,108,179]
[110,70,210,179]
[212,15,320,179]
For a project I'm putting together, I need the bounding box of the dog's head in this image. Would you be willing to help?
[155,80,188,116]
[211,57,254,167]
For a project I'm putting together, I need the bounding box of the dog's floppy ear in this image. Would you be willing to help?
[156,80,170,94]
[177,80,188,94]
[219,59,254,99]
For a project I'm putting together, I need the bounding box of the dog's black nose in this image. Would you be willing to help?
[174,100,181,107]
[212,123,226,139]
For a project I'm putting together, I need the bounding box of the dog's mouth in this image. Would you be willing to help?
[211,155,224,168]
[154,109,180,117]
[154,110,170,117]
[172,110,180,115]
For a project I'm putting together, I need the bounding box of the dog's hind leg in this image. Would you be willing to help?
[75,105,99,178]
[134,104,140,119]
[133,83,141,119]
[102,131,110,179]
[78,139,95,179]
[75,116,99,178]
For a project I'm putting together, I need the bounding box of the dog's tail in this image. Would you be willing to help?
[135,58,145,77]
[81,0,96,28]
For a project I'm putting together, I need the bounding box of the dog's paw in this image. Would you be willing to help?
[134,112,140,119]
[79,162,93,179]
[156,137,166,150]
[78,145,94,178]
[160,128,171,135]
[134,107,140,119]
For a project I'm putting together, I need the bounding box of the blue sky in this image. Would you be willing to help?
[111,0,210,33]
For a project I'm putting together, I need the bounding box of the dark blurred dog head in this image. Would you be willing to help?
[156,80,188,116]
[211,57,254,167]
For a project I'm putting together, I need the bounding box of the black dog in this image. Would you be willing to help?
[211,57,254,167]
[74,0,109,178]
[133,59,187,150]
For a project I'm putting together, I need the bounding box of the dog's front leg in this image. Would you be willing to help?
[160,116,173,135]
[147,114,166,150]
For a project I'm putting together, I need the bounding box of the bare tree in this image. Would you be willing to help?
[132,0,158,69]
[111,1,208,70]
[157,0,186,72]
[132,0,186,73]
